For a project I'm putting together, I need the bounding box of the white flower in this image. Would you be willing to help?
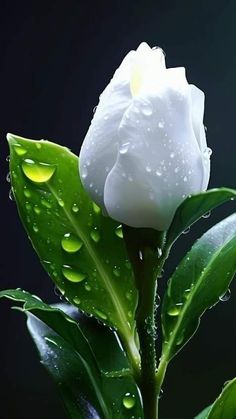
[79,42,211,231]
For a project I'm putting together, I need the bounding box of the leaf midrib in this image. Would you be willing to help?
[47,183,131,340]
[163,234,236,362]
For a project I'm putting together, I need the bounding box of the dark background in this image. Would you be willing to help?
[1,0,236,418]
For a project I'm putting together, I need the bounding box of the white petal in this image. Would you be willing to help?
[79,52,134,208]
[190,85,210,190]
[104,80,205,231]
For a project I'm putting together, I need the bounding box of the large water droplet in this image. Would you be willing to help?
[61,233,83,253]
[167,303,183,316]
[219,289,231,302]
[14,143,27,156]
[22,159,56,183]
[62,265,86,282]
[115,225,123,239]
[119,142,130,155]
[122,393,136,409]
[73,296,81,304]
[58,199,64,207]
[90,228,100,243]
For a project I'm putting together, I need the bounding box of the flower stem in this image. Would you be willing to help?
[123,226,167,419]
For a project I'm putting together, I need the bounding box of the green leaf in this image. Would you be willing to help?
[195,406,213,419]
[161,213,236,362]
[0,289,143,418]
[7,133,139,365]
[195,379,236,419]
[166,188,236,248]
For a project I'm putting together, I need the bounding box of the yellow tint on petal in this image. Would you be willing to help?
[130,65,143,97]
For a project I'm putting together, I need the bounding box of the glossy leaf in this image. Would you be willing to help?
[7,133,139,364]
[0,289,143,418]
[195,406,212,419]
[166,188,236,248]
[195,378,236,419]
[162,213,236,362]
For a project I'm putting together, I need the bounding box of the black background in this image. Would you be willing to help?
[1,0,236,418]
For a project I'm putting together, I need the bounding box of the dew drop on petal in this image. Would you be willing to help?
[119,142,130,155]
[22,159,56,183]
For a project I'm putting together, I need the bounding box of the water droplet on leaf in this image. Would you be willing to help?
[61,233,83,253]
[167,303,183,316]
[62,265,86,283]
[94,309,107,320]
[122,393,136,409]
[219,289,231,302]
[22,159,56,183]
[90,228,100,243]
[72,203,79,213]
[115,225,123,239]
[14,144,27,156]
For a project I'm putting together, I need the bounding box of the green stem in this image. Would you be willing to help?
[155,357,168,419]
[136,251,158,418]
[123,226,167,419]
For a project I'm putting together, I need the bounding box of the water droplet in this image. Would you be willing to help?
[22,159,56,183]
[41,198,52,208]
[125,290,133,301]
[23,187,31,198]
[142,103,153,116]
[182,227,190,235]
[6,172,11,183]
[170,152,175,159]
[62,265,86,283]
[6,155,10,162]
[155,170,162,177]
[128,311,132,318]
[202,211,211,219]
[25,202,32,211]
[139,250,143,260]
[81,166,88,179]
[104,114,109,120]
[220,289,231,302]
[207,147,212,157]
[115,225,123,238]
[174,167,179,173]
[167,303,183,316]
[73,296,81,305]
[158,121,165,129]
[119,141,130,155]
[183,176,188,182]
[157,247,162,258]
[33,205,41,215]
[122,393,136,409]
[58,199,64,207]
[33,223,39,233]
[94,309,107,320]
[113,266,120,277]
[9,188,15,201]
[146,165,152,173]
[90,228,100,243]
[61,233,83,253]
[85,283,91,291]
[36,143,42,149]
[14,144,27,156]
[92,202,101,214]
[93,105,97,113]
[72,203,79,213]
